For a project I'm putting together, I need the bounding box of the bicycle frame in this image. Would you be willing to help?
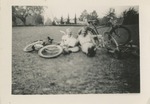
[88,21,119,36]
[87,22,118,42]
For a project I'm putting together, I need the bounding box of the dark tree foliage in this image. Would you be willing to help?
[98,8,116,26]
[98,16,110,26]
[79,10,89,21]
[12,6,44,25]
[79,10,99,21]
[12,6,27,25]
[12,7,17,25]
[106,8,116,18]
[60,16,64,24]
[74,14,77,24]
[52,20,56,25]
[35,14,44,25]
[90,10,98,20]
[122,8,139,25]
[67,14,70,24]
[89,10,99,25]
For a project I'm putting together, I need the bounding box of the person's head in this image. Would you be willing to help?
[87,46,96,57]
[66,28,72,36]
[81,27,88,36]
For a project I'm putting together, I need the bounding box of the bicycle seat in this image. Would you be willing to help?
[47,36,53,43]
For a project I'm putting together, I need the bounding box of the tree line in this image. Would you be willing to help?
[12,6,44,25]
[79,8,139,25]
[12,6,78,26]
[12,6,139,26]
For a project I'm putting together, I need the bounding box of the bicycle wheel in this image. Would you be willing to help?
[104,32,121,58]
[38,45,63,58]
[23,41,43,52]
[110,25,131,46]
[103,32,119,52]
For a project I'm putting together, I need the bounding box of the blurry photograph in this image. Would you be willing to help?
[12,5,140,94]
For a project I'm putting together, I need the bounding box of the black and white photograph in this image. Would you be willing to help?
[1,0,150,104]
[12,5,140,94]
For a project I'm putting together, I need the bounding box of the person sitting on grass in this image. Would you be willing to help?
[60,28,79,54]
[78,27,97,57]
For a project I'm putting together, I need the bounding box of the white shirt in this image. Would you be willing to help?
[61,35,78,47]
[78,34,95,53]
[78,34,93,45]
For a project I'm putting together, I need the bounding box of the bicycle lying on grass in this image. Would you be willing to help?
[85,17,139,58]
[23,37,64,58]
[23,35,80,58]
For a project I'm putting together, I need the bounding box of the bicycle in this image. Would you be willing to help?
[84,18,139,58]
[23,37,64,58]
[23,34,80,58]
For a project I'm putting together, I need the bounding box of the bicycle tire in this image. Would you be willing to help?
[38,45,63,58]
[23,41,43,52]
[103,32,119,52]
[110,25,131,46]
[104,32,122,58]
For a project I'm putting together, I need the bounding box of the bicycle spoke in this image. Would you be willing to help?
[111,26,131,45]
[103,32,118,52]
[38,45,63,58]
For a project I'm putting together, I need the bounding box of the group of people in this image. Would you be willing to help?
[60,27,98,57]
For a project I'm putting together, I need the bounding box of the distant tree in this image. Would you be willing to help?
[52,20,56,25]
[98,16,109,26]
[53,17,59,25]
[74,14,77,24]
[88,10,99,25]
[12,7,17,25]
[35,14,44,25]
[90,10,98,20]
[122,8,139,25]
[44,18,52,25]
[60,16,64,24]
[98,8,116,26]
[79,10,99,25]
[67,14,70,24]
[12,6,44,25]
[79,10,89,21]
[106,8,116,19]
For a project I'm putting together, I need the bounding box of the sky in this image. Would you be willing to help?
[42,1,138,20]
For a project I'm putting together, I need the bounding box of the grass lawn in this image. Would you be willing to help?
[12,25,140,94]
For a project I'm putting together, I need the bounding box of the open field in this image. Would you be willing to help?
[12,25,140,94]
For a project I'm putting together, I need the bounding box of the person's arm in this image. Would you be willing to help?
[60,35,66,46]
[89,34,97,46]
[90,34,102,38]
[78,28,82,35]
